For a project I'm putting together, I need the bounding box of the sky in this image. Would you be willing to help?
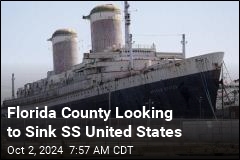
[1,1,239,102]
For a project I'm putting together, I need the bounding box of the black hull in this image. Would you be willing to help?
[50,69,221,119]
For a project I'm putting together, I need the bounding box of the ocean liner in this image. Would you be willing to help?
[2,2,224,118]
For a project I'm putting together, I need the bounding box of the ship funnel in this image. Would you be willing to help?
[83,4,122,52]
[49,29,79,74]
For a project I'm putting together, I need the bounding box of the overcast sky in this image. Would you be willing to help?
[1,1,239,102]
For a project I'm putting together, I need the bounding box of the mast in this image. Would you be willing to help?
[221,64,224,118]
[12,73,15,99]
[124,1,133,69]
[181,34,186,58]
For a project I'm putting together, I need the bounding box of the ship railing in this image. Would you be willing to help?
[3,86,61,106]
[121,44,156,52]
[3,97,13,101]
[17,82,87,106]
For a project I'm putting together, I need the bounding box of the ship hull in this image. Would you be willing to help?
[52,69,221,118]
